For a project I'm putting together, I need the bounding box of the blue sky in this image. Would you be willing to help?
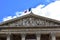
[0,0,56,22]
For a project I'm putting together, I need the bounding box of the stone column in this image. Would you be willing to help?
[51,32,56,40]
[7,34,11,40]
[36,34,41,40]
[21,34,26,40]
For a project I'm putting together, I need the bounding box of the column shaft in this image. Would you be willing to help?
[36,34,41,40]
[51,33,56,40]
[7,34,11,40]
[21,34,25,40]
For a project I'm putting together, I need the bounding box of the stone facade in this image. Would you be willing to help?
[0,13,60,40]
[0,16,60,27]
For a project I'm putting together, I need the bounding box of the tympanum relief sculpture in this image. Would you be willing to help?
[1,17,59,27]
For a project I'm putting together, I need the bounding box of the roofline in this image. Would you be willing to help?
[0,12,60,25]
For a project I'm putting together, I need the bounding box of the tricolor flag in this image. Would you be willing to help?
[24,8,31,13]
[24,10,27,13]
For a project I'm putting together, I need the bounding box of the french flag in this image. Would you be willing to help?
[24,8,31,13]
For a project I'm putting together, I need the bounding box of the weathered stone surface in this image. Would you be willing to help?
[1,17,60,27]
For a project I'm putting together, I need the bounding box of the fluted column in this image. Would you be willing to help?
[21,34,26,40]
[36,34,41,40]
[7,34,11,40]
[51,32,56,40]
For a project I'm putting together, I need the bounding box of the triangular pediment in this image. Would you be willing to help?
[0,13,60,27]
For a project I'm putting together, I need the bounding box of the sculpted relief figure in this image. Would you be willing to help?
[2,17,59,27]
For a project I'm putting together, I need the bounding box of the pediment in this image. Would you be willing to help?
[0,13,60,27]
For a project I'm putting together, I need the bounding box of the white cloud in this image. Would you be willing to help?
[16,11,23,17]
[32,5,46,16]
[3,16,13,21]
[42,0,60,20]
[32,0,60,21]
[3,0,60,21]
[3,10,30,21]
